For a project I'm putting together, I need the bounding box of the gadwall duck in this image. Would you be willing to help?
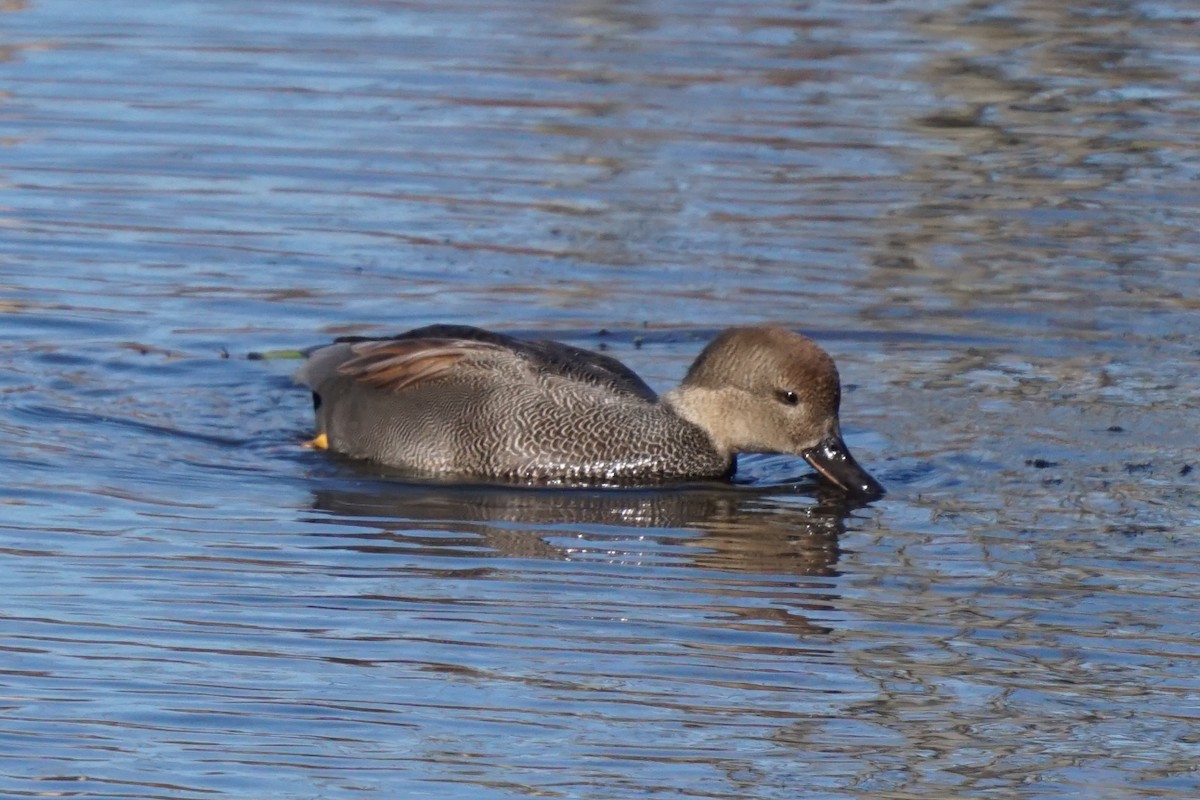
[297,324,883,497]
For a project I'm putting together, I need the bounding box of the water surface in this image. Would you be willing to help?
[2,0,1199,798]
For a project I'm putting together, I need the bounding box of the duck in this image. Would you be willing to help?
[296,324,884,498]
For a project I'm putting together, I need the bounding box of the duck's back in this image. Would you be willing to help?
[298,326,729,483]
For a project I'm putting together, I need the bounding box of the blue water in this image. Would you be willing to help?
[2,0,1199,797]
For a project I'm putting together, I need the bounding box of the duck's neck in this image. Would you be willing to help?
[662,385,757,457]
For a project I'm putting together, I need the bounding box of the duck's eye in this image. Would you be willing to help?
[776,389,799,406]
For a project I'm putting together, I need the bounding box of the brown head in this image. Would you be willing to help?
[666,326,883,498]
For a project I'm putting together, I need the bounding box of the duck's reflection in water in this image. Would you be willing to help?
[304,469,869,580]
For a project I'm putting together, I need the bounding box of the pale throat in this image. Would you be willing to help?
[662,385,778,456]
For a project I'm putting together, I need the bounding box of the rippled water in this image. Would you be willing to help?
[3,0,1199,797]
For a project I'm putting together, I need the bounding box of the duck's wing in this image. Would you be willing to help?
[520,337,658,402]
[324,325,658,401]
[335,338,506,392]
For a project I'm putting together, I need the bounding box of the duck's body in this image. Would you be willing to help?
[297,324,882,497]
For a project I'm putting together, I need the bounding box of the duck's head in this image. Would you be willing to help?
[667,326,884,499]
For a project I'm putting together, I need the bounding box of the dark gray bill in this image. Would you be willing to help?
[802,435,885,499]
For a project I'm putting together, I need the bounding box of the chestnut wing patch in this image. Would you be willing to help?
[337,339,506,392]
